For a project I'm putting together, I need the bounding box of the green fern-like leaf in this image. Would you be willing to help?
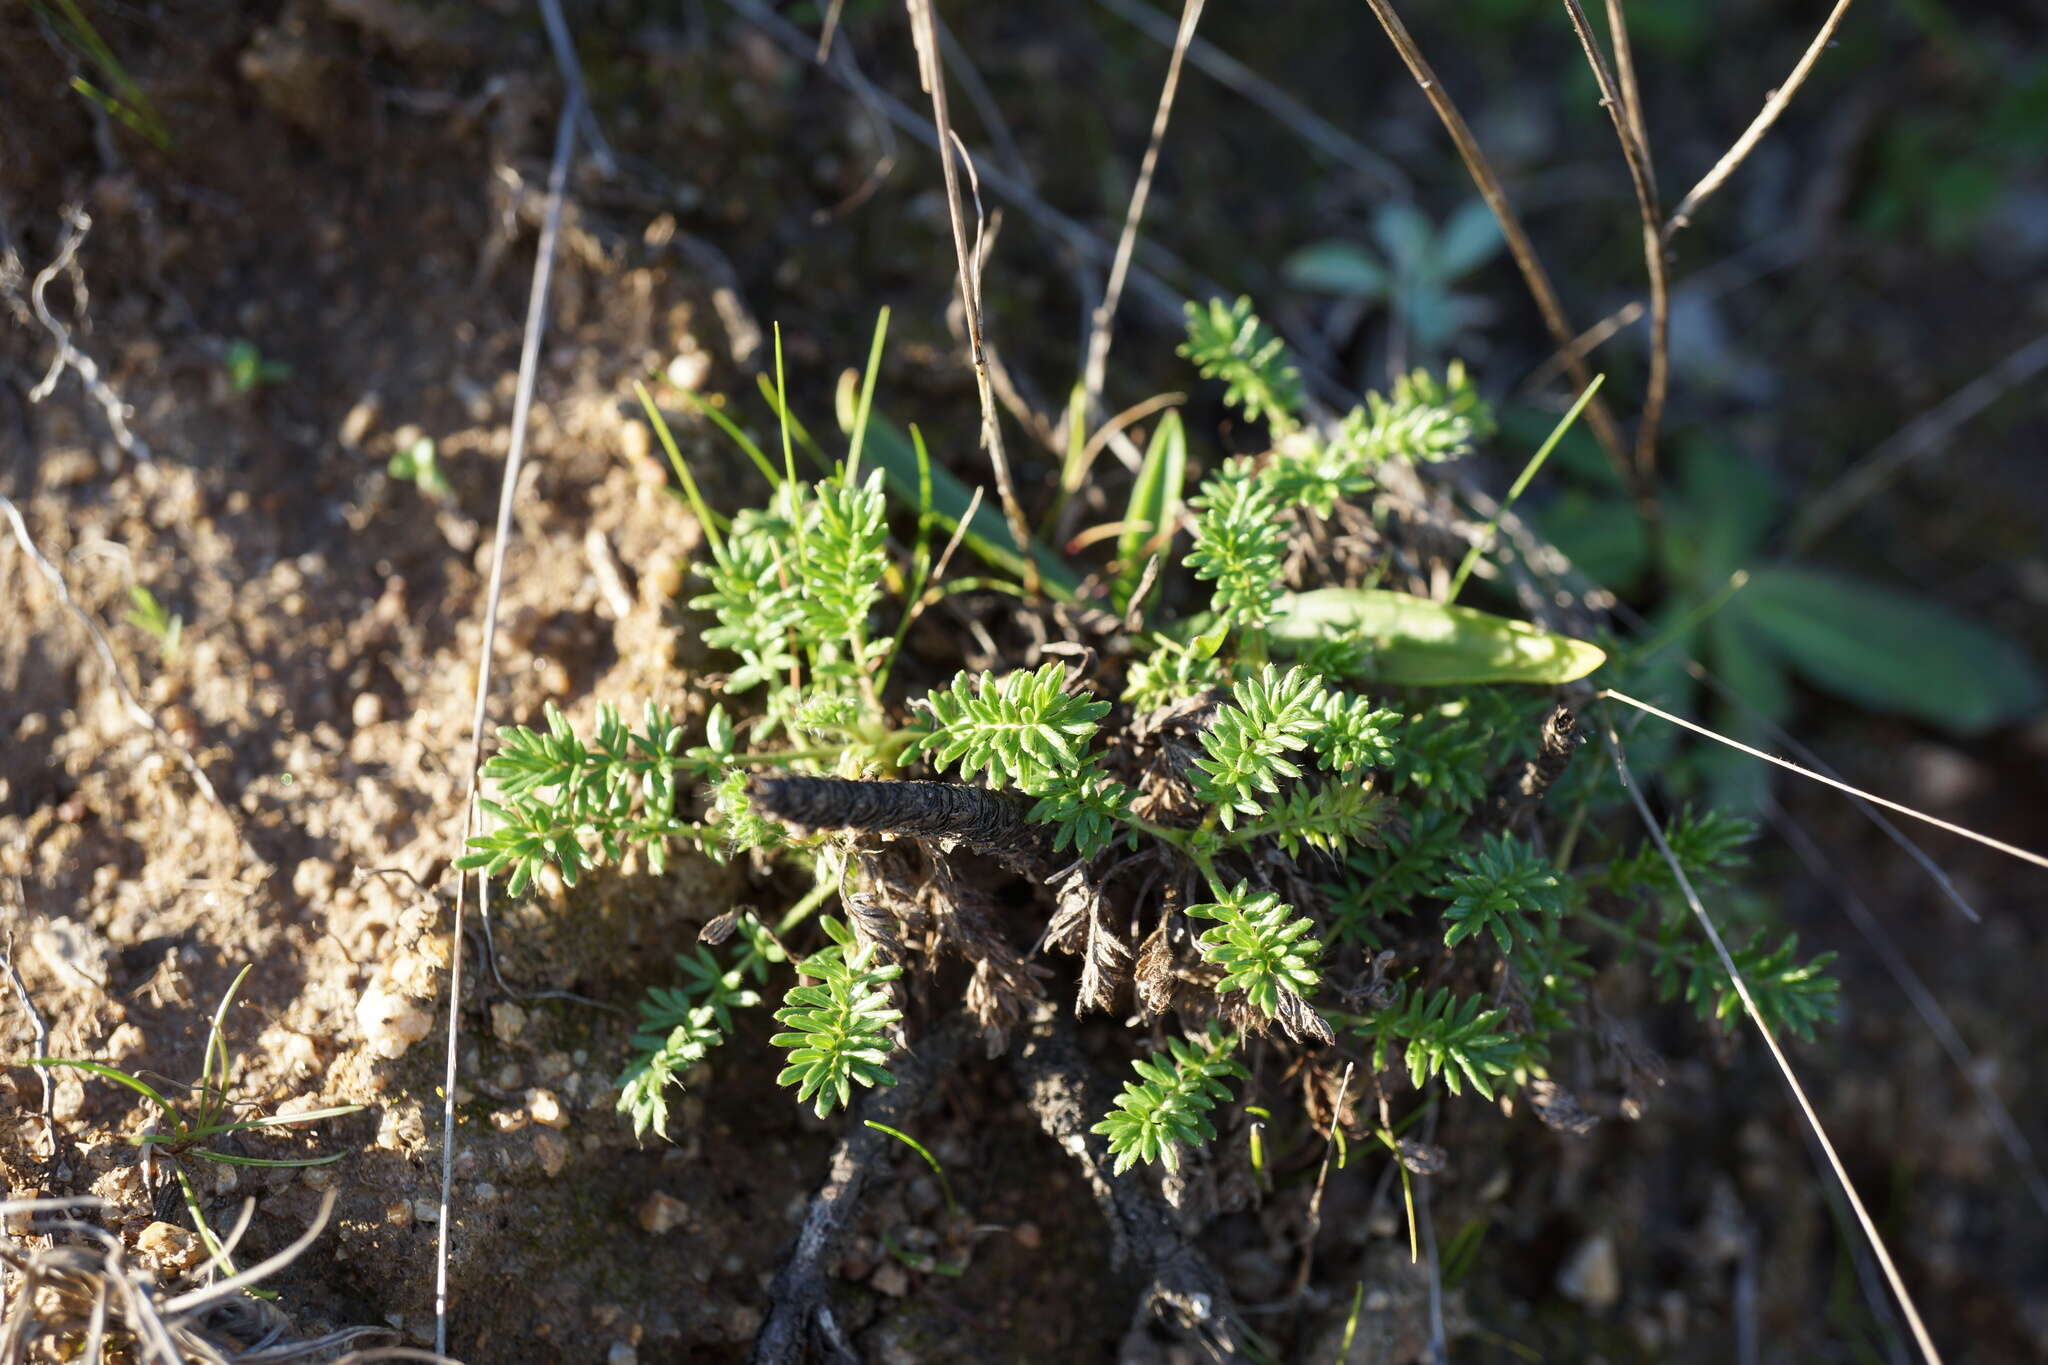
[1186,881,1324,1019]
[1391,703,1492,811]
[1026,764,1139,858]
[1186,458,1289,631]
[1090,1023,1247,1174]
[1366,987,1524,1099]
[771,919,904,1118]
[1179,296,1303,432]
[1433,832,1567,952]
[1329,362,1492,466]
[1656,930,1839,1042]
[1191,665,1328,826]
[1606,807,1756,898]
[797,470,889,647]
[692,525,804,694]
[1312,691,1401,775]
[1326,807,1466,944]
[1227,782,1387,857]
[616,945,764,1141]
[1124,635,1230,713]
[910,661,1110,791]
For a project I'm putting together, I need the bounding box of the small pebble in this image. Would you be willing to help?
[1557,1232,1621,1310]
[868,1262,910,1298]
[339,393,381,449]
[526,1088,568,1128]
[352,692,385,728]
[637,1191,690,1235]
[491,1002,528,1045]
[533,1128,569,1177]
[356,983,433,1060]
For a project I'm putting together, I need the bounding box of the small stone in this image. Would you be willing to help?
[637,1191,690,1235]
[606,1343,638,1365]
[533,1128,569,1177]
[352,692,385,728]
[1557,1232,1621,1310]
[292,857,336,900]
[526,1088,568,1128]
[619,418,650,465]
[136,1221,205,1274]
[386,1200,413,1229]
[665,349,711,392]
[491,1002,528,1045]
[1011,1222,1041,1250]
[339,393,381,449]
[356,982,433,1059]
[869,1261,910,1297]
[41,447,99,488]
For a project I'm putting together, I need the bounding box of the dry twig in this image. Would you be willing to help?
[1360,0,1639,499]
[1560,0,1669,496]
[1665,0,1858,243]
[904,0,1037,590]
[19,209,149,464]
[750,1021,971,1365]
[1081,0,1206,423]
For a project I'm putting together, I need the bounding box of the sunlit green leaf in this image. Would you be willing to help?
[1114,409,1186,612]
[1268,588,1607,685]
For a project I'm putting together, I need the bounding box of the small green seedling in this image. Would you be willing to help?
[388,433,454,501]
[124,584,182,661]
[30,965,362,1280]
[1286,199,1505,360]
[224,340,290,394]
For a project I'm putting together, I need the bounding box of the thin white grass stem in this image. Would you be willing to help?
[1665,0,1857,242]
[1682,659,1980,923]
[436,75,581,1357]
[1785,328,2048,554]
[1600,688,2048,872]
[1766,800,2048,1217]
[1081,0,1204,422]
[1598,714,1945,1365]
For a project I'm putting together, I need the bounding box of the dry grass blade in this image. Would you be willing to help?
[1601,689,2048,872]
[1,493,253,868]
[1081,0,1205,422]
[1559,0,1669,494]
[1765,800,2048,1218]
[1665,0,1858,243]
[1784,327,2048,554]
[1095,0,1407,195]
[1597,712,1946,1365]
[2,933,55,1157]
[434,69,583,1359]
[904,0,1036,590]
[22,207,149,462]
[1360,0,1640,501]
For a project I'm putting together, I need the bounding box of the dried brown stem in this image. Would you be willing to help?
[905,0,1038,592]
[1081,0,1205,423]
[1360,0,1640,500]
[1665,0,1858,243]
[750,1020,972,1365]
[1010,1003,1252,1359]
[1561,0,1669,500]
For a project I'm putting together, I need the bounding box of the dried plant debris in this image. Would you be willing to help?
[0,1194,440,1365]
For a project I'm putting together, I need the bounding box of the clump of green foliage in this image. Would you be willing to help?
[463,302,1836,1179]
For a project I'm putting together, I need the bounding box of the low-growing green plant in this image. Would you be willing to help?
[223,339,290,394]
[29,965,362,1281]
[1285,198,1505,363]
[124,582,182,660]
[462,301,1834,1192]
[388,433,454,500]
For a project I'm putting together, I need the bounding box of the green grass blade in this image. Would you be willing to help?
[29,1058,179,1116]
[1446,374,1602,604]
[1114,408,1186,612]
